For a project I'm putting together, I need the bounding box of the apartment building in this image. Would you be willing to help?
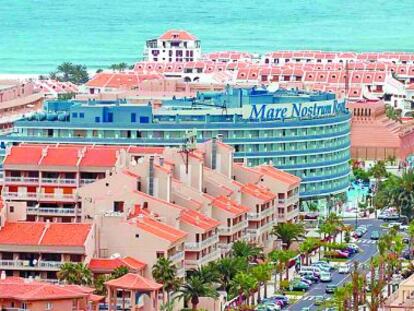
[0,221,94,281]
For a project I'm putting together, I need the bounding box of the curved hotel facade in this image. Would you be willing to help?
[2,88,351,206]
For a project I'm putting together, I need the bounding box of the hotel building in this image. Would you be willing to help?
[2,87,350,209]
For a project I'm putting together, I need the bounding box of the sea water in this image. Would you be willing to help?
[1,0,414,74]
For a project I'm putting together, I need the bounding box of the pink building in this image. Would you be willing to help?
[0,275,103,311]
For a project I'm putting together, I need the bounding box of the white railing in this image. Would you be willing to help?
[185,249,221,266]
[218,220,248,234]
[42,178,77,185]
[80,178,97,185]
[0,260,63,270]
[185,235,219,250]
[27,207,76,215]
[2,191,77,201]
[278,194,299,205]
[169,251,184,262]
[4,176,39,183]
[247,207,274,220]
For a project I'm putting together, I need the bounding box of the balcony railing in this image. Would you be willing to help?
[185,249,221,267]
[42,178,77,185]
[4,177,77,185]
[4,176,39,184]
[185,235,219,250]
[0,260,63,270]
[27,206,77,215]
[80,178,98,185]
[278,194,300,206]
[2,191,78,201]
[218,220,248,234]
[247,207,274,220]
[168,251,184,262]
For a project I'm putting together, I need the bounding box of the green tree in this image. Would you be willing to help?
[57,262,92,285]
[408,220,414,259]
[213,257,248,292]
[268,249,296,281]
[152,257,179,302]
[54,62,89,84]
[251,263,272,301]
[229,272,257,306]
[188,264,220,284]
[94,274,109,295]
[111,266,129,279]
[231,240,262,260]
[298,238,319,265]
[177,275,218,311]
[271,222,305,249]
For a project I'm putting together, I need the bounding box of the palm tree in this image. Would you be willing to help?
[268,249,296,282]
[57,62,74,81]
[214,257,248,292]
[111,266,129,279]
[408,220,414,259]
[94,274,109,295]
[251,263,272,302]
[229,272,257,306]
[188,264,220,284]
[152,257,179,302]
[232,240,261,260]
[370,161,387,190]
[57,262,92,285]
[271,222,305,249]
[298,238,319,265]
[177,275,218,311]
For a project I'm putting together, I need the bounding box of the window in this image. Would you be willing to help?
[45,302,53,310]
[131,113,136,123]
[79,112,84,118]
[9,206,14,213]
[113,201,124,213]
[95,117,100,123]
[72,112,78,118]
[140,116,149,123]
[107,112,113,122]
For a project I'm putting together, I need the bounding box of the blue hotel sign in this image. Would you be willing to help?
[243,101,346,121]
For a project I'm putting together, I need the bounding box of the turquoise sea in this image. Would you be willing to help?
[1,0,414,74]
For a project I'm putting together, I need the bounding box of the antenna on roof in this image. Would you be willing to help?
[179,129,197,174]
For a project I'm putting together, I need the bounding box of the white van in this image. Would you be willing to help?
[299,266,321,276]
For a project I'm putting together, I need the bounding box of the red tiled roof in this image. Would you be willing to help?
[0,222,92,247]
[131,215,187,243]
[180,209,220,231]
[105,273,162,291]
[159,30,197,41]
[3,146,43,165]
[240,183,276,202]
[256,165,301,187]
[0,277,88,301]
[88,256,146,273]
[212,195,250,216]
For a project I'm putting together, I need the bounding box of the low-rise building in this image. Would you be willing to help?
[0,221,95,281]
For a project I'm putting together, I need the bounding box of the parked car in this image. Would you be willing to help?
[290,281,310,291]
[320,271,332,282]
[338,263,351,274]
[301,272,320,283]
[347,243,360,252]
[256,302,281,311]
[312,262,331,272]
[357,225,367,234]
[314,296,325,306]
[313,261,334,270]
[370,230,380,240]
[299,266,321,276]
[325,284,337,293]
[299,277,313,286]
[334,249,350,258]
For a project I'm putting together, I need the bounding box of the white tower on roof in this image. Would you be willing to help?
[144,30,201,63]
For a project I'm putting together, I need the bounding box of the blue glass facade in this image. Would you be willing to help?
[2,88,351,203]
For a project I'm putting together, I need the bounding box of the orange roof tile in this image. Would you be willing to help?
[256,165,301,187]
[159,30,197,41]
[88,257,146,273]
[105,273,162,291]
[212,195,250,216]
[180,209,220,231]
[0,222,92,247]
[3,145,43,165]
[240,183,276,202]
[131,215,187,243]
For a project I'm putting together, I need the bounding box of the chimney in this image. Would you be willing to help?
[148,156,154,196]
[211,137,217,170]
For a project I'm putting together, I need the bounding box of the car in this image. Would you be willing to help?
[312,262,331,272]
[320,271,332,282]
[383,214,400,221]
[313,261,334,270]
[300,308,311,311]
[299,277,313,286]
[256,303,281,311]
[370,230,380,240]
[355,229,364,238]
[357,225,367,234]
[325,284,337,293]
[335,249,350,258]
[338,263,351,274]
[262,301,283,310]
[299,266,321,276]
[388,222,402,230]
[347,243,360,253]
[265,295,289,306]
[301,272,319,283]
[290,281,310,291]
[403,237,410,244]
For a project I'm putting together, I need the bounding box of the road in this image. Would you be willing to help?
[289,218,385,311]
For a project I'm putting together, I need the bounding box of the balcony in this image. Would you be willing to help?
[247,221,274,238]
[42,178,77,185]
[80,178,97,185]
[27,206,77,215]
[278,194,300,206]
[0,260,63,271]
[218,220,248,235]
[185,249,221,268]
[247,207,274,220]
[2,191,78,202]
[185,235,219,251]
[168,251,184,263]
[4,176,39,184]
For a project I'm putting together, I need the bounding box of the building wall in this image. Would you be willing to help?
[0,81,34,103]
